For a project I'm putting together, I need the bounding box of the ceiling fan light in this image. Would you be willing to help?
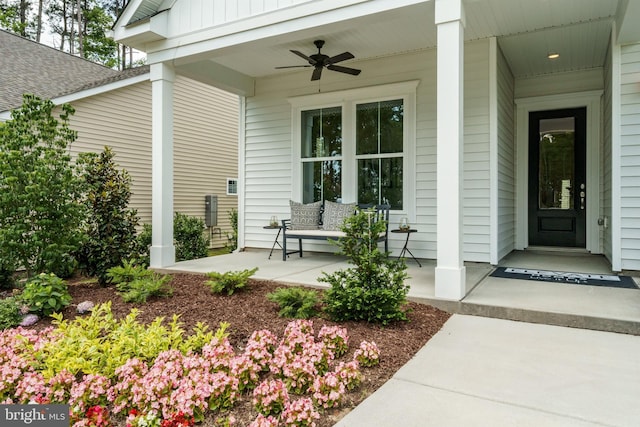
[547,52,560,59]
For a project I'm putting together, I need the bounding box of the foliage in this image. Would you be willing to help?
[20,273,72,316]
[118,275,173,304]
[0,297,23,330]
[205,268,258,296]
[106,259,152,285]
[353,341,381,368]
[77,147,140,285]
[0,95,85,278]
[266,287,319,319]
[0,260,16,290]
[321,208,410,325]
[226,208,238,252]
[138,213,210,266]
[37,302,228,379]
[174,212,210,261]
[0,317,376,426]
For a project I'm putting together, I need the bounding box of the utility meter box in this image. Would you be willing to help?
[204,195,218,227]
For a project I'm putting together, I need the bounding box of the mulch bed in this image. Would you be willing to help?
[34,273,451,426]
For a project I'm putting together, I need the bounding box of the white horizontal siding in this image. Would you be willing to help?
[244,40,492,261]
[66,77,239,248]
[496,44,516,261]
[620,43,640,270]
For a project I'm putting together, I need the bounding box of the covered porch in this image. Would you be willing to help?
[161,250,640,335]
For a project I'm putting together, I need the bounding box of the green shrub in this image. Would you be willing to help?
[106,260,153,285]
[226,208,238,252]
[77,147,140,285]
[137,213,210,265]
[205,268,258,295]
[0,261,16,290]
[20,273,72,316]
[266,287,320,319]
[38,302,229,379]
[0,95,85,278]
[174,212,210,261]
[118,274,173,304]
[0,297,23,330]
[321,208,409,325]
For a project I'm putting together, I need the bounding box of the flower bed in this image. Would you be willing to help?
[0,304,382,427]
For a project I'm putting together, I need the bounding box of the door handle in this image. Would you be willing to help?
[580,183,585,210]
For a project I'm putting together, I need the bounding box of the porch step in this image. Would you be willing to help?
[411,297,640,336]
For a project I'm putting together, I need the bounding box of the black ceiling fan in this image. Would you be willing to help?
[275,40,361,81]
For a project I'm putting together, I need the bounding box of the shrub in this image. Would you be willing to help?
[174,212,210,261]
[106,260,153,285]
[0,297,23,330]
[266,287,319,319]
[118,274,173,304]
[0,95,85,278]
[205,268,258,295]
[77,147,140,285]
[20,273,72,316]
[226,208,238,252]
[321,208,409,325]
[135,224,152,267]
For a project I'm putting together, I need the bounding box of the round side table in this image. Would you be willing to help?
[391,228,422,267]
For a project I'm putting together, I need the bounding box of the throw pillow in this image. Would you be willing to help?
[290,200,322,230]
[322,200,356,231]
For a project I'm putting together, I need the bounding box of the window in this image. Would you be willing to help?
[290,81,417,216]
[301,107,342,203]
[226,178,238,195]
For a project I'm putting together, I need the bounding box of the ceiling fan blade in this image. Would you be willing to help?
[311,67,323,81]
[327,51,354,65]
[327,64,361,76]
[275,65,313,69]
[290,49,316,65]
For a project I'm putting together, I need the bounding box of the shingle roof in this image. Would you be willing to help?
[0,30,148,113]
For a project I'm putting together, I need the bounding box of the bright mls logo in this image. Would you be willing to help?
[1,404,69,427]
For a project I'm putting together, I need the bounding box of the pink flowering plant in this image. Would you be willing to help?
[252,379,289,416]
[0,307,382,426]
[353,341,381,367]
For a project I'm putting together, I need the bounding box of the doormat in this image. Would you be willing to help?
[490,267,638,289]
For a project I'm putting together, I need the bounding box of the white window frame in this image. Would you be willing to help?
[289,81,418,219]
[226,178,238,196]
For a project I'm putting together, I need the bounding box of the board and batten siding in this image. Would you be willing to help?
[620,42,640,270]
[496,44,516,261]
[243,39,492,262]
[66,76,239,248]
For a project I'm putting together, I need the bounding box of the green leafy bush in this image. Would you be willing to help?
[77,147,140,285]
[135,224,152,267]
[266,287,320,319]
[0,297,23,330]
[174,212,210,261]
[118,275,173,303]
[20,273,72,316]
[205,268,258,295]
[106,260,153,285]
[0,95,85,278]
[226,208,238,252]
[321,208,409,325]
[38,302,229,378]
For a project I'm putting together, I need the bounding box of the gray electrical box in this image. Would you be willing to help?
[204,195,218,227]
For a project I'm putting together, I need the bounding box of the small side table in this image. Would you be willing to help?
[391,229,422,267]
[263,225,284,259]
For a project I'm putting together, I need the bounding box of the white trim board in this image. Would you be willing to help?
[514,90,603,253]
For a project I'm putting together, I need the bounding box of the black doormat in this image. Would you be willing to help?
[490,267,638,289]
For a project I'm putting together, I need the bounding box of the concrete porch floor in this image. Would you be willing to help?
[163,248,640,335]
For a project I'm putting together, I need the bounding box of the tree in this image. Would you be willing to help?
[0,0,35,37]
[0,94,85,278]
[77,146,140,285]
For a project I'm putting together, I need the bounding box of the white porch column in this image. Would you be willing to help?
[149,62,176,267]
[435,0,466,300]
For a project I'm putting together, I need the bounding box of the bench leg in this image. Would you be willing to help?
[282,235,287,261]
[298,239,303,257]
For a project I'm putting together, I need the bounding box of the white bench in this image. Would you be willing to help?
[281,204,390,261]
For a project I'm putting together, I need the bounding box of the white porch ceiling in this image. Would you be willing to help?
[200,0,619,82]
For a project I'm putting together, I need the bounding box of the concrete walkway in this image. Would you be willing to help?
[335,315,640,427]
